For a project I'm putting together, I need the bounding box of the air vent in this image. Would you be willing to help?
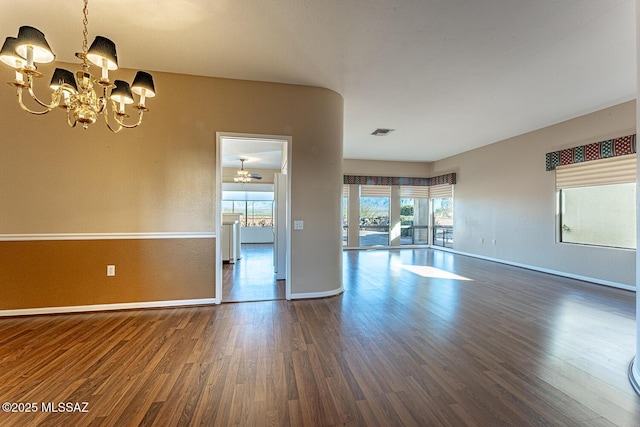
[371,128,395,136]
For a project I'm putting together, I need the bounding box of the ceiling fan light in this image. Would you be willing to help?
[86,36,118,70]
[233,158,253,183]
[15,26,55,64]
[50,68,78,93]
[131,71,155,97]
[0,37,25,68]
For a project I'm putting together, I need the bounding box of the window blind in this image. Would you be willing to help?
[342,185,349,198]
[556,154,636,189]
[429,184,453,198]
[399,186,430,198]
[360,185,391,197]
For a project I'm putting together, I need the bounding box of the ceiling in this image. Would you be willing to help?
[0,0,635,163]
[221,137,284,169]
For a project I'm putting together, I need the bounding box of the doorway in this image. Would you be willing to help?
[216,133,291,302]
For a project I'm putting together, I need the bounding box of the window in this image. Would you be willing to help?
[342,185,349,246]
[431,198,453,247]
[560,184,635,248]
[340,177,455,249]
[246,201,274,227]
[557,155,636,249]
[222,190,274,227]
[359,185,390,246]
[400,186,429,245]
[430,184,454,248]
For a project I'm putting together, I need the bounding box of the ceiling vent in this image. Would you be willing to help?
[371,128,395,136]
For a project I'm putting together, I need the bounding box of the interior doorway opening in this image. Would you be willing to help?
[216,133,291,303]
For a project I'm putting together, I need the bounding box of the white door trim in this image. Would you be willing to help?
[215,132,292,303]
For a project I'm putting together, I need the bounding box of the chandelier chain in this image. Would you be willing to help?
[81,0,89,70]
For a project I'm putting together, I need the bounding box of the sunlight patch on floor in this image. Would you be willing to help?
[401,265,473,281]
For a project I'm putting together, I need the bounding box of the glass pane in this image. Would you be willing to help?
[359,196,389,246]
[233,201,246,226]
[246,201,254,226]
[400,198,414,245]
[399,198,429,245]
[252,201,273,227]
[560,183,636,249]
[413,198,429,226]
[221,201,234,214]
[432,198,453,248]
[342,196,348,246]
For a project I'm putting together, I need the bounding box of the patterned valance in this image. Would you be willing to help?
[344,172,456,186]
[545,134,636,171]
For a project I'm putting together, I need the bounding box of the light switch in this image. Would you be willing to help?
[294,220,304,230]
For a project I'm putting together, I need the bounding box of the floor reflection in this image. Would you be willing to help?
[222,243,285,302]
[341,247,637,410]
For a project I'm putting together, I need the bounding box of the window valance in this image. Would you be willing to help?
[343,172,456,186]
[545,134,635,171]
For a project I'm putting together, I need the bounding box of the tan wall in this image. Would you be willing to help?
[0,61,343,309]
[0,238,215,310]
[343,159,432,177]
[432,100,636,286]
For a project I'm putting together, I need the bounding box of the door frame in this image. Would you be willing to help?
[215,132,292,302]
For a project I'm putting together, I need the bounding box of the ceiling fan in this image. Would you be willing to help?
[233,158,262,183]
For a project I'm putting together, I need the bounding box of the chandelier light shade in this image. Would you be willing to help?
[86,36,118,72]
[111,80,133,101]
[131,71,156,102]
[50,68,78,91]
[111,80,134,113]
[0,37,24,68]
[15,26,55,64]
[0,0,156,132]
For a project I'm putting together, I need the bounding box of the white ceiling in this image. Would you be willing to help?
[221,137,284,169]
[0,0,636,163]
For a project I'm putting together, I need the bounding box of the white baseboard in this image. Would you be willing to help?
[443,248,635,292]
[289,286,344,300]
[343,245,429,250]
[0,298,218,317]
[629,358,640,396]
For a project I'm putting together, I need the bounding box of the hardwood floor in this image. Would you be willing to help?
[0,248,638,426]
[222,243,285,302]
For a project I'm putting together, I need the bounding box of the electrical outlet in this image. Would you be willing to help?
[491,239,496,245]
[107,265,116,276]
[294,220,304,230]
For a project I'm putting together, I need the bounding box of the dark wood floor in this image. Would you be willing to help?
[0,248,638,426]
[222,243,285,302]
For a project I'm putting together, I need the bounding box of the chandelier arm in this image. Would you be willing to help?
[24,79,62,110]
[104,120,123,133]
[66,108,78,128]
[112,107,144,129]
[101,106,123,133]
[16,87,57,115]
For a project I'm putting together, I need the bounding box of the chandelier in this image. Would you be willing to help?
[0,0,155,132]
